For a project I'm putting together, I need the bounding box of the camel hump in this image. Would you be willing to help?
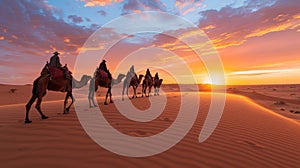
[98,69,109,79]
[47,65,64,79]
[126,71,135,78]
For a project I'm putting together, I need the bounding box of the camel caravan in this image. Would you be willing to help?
[25,52,163,123]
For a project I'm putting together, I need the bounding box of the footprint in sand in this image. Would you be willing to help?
[160,117,172,122]
[127,130,148,136]
[243,140,264,150]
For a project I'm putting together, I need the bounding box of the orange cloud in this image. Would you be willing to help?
[82,0,123,7]
[246,17,300,38]
[11,35,18,39]
[175,0,203,15]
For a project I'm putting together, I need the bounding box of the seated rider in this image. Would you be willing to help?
[49,51,71,80]
[129,65,135,74]
[154,72,159,80]
[145,68,152,80]
[127,65,137,80]
[99,60,112,79]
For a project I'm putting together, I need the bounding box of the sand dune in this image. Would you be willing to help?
[227,84,300,121]
[1,84,300,167]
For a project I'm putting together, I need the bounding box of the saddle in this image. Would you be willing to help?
[97,69,109,79]
[46,64,72,80]
[126,71,135,79]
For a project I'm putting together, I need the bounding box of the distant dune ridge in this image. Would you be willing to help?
[1,84,300,167]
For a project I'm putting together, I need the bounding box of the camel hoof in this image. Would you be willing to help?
[25,120,32,124]
[89,106,93,108]
[42,116,48,119]
[63,112,69,114]
[110,100,114,103]
[104,102,108,105]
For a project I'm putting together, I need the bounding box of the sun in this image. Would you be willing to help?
[203,77,212,85]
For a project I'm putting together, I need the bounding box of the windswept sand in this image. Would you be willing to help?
[227,84,300,122]
[1,84,300,167]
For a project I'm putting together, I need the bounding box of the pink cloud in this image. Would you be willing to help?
[122,0,166,15]
[198,0,300,49]
[0,0,93,84]
[82,0,123,7]
[175,0,203,15]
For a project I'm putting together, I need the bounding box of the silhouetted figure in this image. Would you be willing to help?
[49,51,62,67]
[128,65,137,80]
[145,68,152,80]
[99,60,112,79]
[154,72,159,80]
[122,65,143,100]
[48,51,71,80]
[129,65,135,74]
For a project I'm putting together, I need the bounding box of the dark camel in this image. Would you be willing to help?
[25,66,91,123]
[88,70,125,107]
[153,78,163,96]
[122,72,144,100]
[142,76,154,97]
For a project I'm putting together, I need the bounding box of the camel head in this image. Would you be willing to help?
[81,75,92,82]
[73,75,92,88]
[117,73,126,81]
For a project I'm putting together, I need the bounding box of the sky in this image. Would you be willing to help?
[0,0,299,85]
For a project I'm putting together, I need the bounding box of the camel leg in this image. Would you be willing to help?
[63,92,69,114]
[109,87,114,103]
[88,89,96,108]
[141,85,145,97]
[88,84,95,108]
[148,86,152,97]
[122,83,128,101]
[88,90,93,107]
[66,92,75,113]
[126,86,130,99]
[132,86,136,99]
[122,83,125,101]
[104,88,110,105]
[35,96,48,120]
[25,94,37,123]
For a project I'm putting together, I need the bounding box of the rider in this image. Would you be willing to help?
[145,68,152,80]
[99,60,112,79]
[49,51,71,80]
[127,65,137,80]
[154,72,159,80]
[129,65,135,74]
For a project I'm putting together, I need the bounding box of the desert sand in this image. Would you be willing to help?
[1,84,300,167]
[227,84,300,122]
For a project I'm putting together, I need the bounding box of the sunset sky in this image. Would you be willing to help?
[0,0,299,85]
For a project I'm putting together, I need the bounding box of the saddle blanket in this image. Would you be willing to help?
[48,66,64,79]
[98,69,108,79]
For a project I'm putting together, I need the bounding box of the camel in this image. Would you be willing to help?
[141,76,154,97]
[153,78,163,96]
[122,72,144,100]
[88,69,125,107]
[25,65,91,123]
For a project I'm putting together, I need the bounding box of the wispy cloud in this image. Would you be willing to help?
[81,0,123,7]
[198,0,300,49]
